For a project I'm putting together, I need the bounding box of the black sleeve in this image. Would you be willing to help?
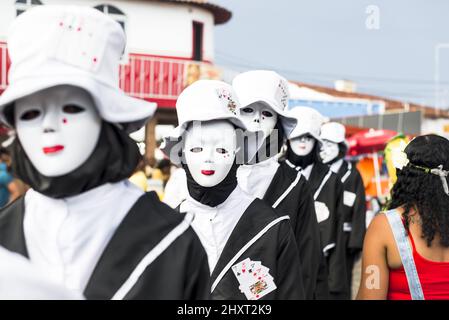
[327,180,350,300]
[275,221,306,300]
[348,169,367,253]
[313,252,330,299]
[183,228,211,300]
[294,182,322,300]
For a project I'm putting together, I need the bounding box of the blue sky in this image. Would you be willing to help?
[214,0,449,107]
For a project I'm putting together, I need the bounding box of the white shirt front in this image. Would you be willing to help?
[0,246,84,300]
[23,180,143,294]
[237,157,280,199]
[330,159,344,174]
[301,163,314,180]
[180,185,254,273]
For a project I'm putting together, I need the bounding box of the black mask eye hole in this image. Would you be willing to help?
[216,148,228,154]
[63,104,85,114]
[261,110,273,117]
[190,147,203,153]
[242,107,254,113]
[20,109,41,121]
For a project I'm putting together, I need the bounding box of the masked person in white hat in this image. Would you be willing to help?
[320,122,366,294]
[232,70,322,300]
[0,5,210,300]
[284,106,349,299]
[161,80,305,300]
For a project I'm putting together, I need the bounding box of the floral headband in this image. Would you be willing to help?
[394,150,449,195]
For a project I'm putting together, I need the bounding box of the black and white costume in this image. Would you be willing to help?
[285,107,349,299]
[238,158,322,299]
[180,185,305,300]
[0,6,210,300]
[163,79,305,300]
[233,71,322,300]
[331,159,366,290]
[0,189,210,299]
[321,121,366,295]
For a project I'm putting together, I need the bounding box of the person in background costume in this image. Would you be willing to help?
[320,122,366,295]
[232,70,322,299]
[161,80,305,300]
[284,107,349,299]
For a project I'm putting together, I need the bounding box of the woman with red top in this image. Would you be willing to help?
[357,134,449,300]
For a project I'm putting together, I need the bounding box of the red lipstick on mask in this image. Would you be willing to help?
[201,170,215,176]
[43,145,65,154]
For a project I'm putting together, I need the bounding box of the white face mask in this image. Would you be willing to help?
[15,85,102,177]
[239,102,278,139]
[290,135,316,156]
[184,121,237,188]
[320,140,340,163]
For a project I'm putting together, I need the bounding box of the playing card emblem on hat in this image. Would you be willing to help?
[216,87,238,115]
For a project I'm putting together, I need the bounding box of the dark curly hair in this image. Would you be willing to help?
[387,134,449,247]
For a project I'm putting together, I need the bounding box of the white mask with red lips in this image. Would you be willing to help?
[184,121,237,187]
[14,85,102,177]
[239,102,278,139]
[289,134,316,156]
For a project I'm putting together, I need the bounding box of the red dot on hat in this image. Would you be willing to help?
[62,118,67,124]
[77,27,81,32]
[59,22,63,27]
[93,57,97,63]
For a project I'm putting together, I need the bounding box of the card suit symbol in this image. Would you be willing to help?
[242,269,246,273]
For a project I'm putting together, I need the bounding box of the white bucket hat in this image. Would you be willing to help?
[0,5,156,133]
[232,70,297,137]
[287,106,327,143]
[160,80,260,165]
[320,122,347,144]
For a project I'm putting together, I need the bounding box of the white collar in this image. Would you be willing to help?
[302,163,314,180]
[330,159,344,174]
[23,180,143,293]
[181,184,252,213]
[181,185,254,273]
[237,157,280,199]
